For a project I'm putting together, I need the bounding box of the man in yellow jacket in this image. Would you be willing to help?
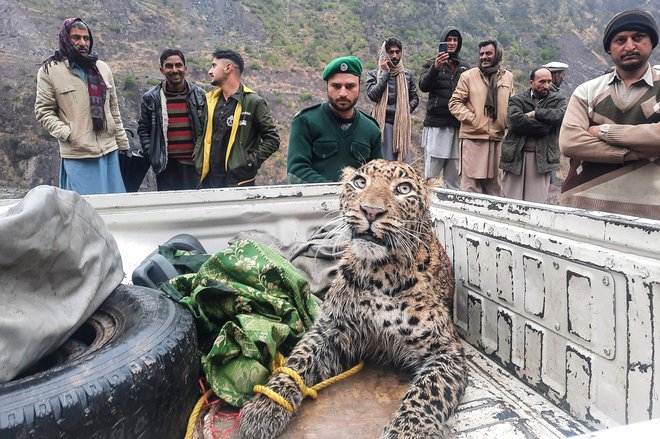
[194,49,280,188]
[35,17,129,195]
[449,39,514,195]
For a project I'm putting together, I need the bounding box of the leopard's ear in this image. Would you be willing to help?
[426,176,446,190]
[340,166,358,183]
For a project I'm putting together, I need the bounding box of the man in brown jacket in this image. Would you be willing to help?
[35,18,129,195]
[449,39,514,195]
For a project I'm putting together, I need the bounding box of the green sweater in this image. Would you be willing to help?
[287,103,382,183]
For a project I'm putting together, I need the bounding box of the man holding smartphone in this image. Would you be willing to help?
[418,26,470,189]
[366,37,419,162]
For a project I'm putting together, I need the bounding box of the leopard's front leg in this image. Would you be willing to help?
[381,341,467,439]
[239,314,354,439]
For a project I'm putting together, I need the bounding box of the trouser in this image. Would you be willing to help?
[501,152,551,203]
[459,139,502,196]
[425,156,460,190]
[460,175,503,196]
[382,123,411,162]
[156,159,199,191]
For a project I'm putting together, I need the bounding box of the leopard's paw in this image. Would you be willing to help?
[239,392,294,439]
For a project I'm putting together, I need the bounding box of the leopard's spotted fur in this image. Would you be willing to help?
[239,159,467,438]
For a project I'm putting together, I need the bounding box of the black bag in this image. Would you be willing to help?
[119,128,150,192]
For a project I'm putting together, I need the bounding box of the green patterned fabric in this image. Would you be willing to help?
[160,238,318,407]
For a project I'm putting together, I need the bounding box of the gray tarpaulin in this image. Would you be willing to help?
[229,227,346,300]
[0,186,124,382]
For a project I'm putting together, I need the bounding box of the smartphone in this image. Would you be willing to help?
[438,42,448,53]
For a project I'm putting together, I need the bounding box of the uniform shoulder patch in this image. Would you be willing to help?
[292,103,322,119]
[358,109,379,126]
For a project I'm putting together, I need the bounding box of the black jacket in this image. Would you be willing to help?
[365,68,419,124]
[137,80,206,174]
[500,90,566,175]
[418,26,470,128]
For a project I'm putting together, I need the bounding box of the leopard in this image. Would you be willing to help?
[239,159,467,439]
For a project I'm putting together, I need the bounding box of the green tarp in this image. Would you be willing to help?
[160,238,318,407]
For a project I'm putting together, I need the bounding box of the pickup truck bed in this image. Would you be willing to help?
[87,184,660,437]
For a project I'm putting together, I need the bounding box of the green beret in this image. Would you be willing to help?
[322,56,363,80]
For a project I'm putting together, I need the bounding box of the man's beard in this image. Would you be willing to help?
[328,95,358,113]
[617,54,648,72]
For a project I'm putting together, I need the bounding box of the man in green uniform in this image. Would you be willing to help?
[287,56,382,183]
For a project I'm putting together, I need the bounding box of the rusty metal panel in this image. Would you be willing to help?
[524,323,544,386]
[466,236,482,290]
[523,256,546,318]
[566,345,593,422]
[433,191,660,431]
[496,246,515,303]
[626,279,655,425]
[653,282,660,421]
[496,309,514,364]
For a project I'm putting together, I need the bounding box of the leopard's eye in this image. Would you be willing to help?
[352,176,367,189]
[396,182,413,195]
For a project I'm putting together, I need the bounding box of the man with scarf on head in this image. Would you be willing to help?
[419,26,470,189]
[35,18,129,195]
[449,39,514,195]
[559,9,660,219]
[366,37,419,162]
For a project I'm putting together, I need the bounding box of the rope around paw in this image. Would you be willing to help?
[252,358,365,413]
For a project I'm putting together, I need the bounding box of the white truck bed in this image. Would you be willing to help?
[85,184,660,437]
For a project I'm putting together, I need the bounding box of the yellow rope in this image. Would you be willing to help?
[310,361,365,392]
[184,389,214,439]
[253,360,365,413]
[272,351,286,369]
[252,384,295,412]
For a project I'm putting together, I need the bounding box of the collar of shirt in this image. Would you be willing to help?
[608,62,653,87]
[69,61,87,83]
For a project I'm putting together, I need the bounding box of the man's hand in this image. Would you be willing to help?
[587,125,601,138]
[587,124,655,161]
[378,53,390,72]
[624,150,656,161]
[434,52,450,69]
[526,110,535,118]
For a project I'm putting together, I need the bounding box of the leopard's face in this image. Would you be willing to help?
[339,159,433,261]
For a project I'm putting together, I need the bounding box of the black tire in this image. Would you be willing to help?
[0,284,199,439]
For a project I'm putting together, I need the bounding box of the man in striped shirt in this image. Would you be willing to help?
[138,49,206,190]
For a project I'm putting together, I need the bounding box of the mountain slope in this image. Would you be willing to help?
[0,0,657,193]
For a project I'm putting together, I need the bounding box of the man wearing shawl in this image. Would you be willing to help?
[35,18,129,195]
[366,37,419,162]
[449,39,514,195]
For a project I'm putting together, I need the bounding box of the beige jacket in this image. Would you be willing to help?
[35,59,129,159]
[448,67,514,141]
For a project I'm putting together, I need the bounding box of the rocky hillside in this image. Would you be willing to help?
[0,0,658,195]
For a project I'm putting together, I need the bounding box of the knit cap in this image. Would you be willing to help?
[603,9,658,52]
[322,56,363,81]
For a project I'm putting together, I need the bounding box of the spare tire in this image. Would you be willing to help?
[0,284,199,439]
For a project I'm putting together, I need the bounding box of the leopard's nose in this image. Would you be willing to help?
[361,205,386,223]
